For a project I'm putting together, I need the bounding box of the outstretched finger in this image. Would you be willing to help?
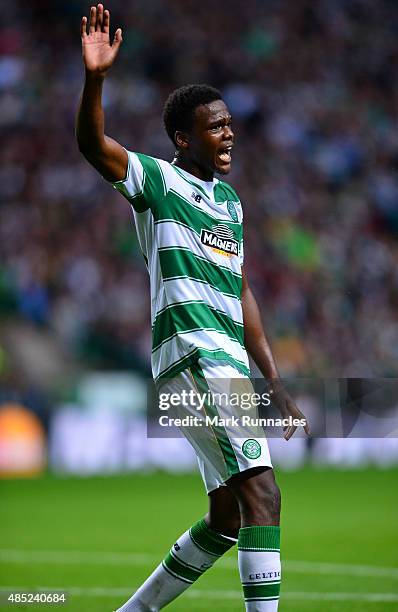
[103,9,110,34]
[89,6,96,33]
[284,425,296,441]
[297,409,310,436]
[81,16,88,38]
[96,3,104,31]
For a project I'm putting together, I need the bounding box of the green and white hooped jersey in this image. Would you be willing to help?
[113,151,249,381]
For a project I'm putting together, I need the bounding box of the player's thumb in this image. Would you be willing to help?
[113,28,123,49]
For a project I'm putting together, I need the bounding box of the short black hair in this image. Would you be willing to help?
[162,84,223,146]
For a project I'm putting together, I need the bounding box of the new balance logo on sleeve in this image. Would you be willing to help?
[191,192,202,203]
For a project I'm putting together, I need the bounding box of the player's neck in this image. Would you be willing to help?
[172,156,214,183]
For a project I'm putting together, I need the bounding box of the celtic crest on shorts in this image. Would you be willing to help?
[242,439,261,459]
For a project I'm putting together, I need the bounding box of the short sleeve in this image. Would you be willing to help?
[112,150,166,213]
[237,199,244,266]
[239,238,244,266]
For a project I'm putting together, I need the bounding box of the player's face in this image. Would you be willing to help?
[188,100,234,177]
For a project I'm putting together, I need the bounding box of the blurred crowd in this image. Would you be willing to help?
[1,0,398,381]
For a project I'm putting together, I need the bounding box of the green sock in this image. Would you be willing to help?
[116,519,236,612]
[238,525,281,611]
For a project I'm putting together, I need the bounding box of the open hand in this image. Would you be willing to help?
[81,4,122,76]
[268,380,310,441]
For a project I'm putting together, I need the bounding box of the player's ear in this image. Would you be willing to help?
[175,131,189,150]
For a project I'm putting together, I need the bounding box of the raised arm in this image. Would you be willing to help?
[241,266,309,440]
[76,4,127,182]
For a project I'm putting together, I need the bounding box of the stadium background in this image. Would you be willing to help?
[0,0,397,610]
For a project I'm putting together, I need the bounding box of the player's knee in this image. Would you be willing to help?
[249,478,281,522]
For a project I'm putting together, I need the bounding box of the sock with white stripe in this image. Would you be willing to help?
[116,518,236,611]
[238,526,281,611]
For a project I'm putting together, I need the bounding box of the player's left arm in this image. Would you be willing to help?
[241,266,309,440]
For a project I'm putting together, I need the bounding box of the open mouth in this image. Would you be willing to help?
[217,145,233,164]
